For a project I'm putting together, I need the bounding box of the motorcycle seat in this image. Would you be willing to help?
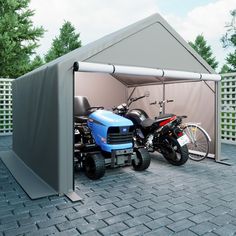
[155,113,175,121]
[141,118,155,128]
[141,114,175,128]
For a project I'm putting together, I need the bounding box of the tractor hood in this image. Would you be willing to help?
[88,110,133,127]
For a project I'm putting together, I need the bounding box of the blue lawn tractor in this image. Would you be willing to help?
[74,96,151,180]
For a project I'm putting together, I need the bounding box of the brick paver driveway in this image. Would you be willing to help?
[1,136,236,236]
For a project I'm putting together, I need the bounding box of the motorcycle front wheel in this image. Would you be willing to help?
[161,137,189,166]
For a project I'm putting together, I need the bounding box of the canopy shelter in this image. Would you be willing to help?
[0,13,221,200]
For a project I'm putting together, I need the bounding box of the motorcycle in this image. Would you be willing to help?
[113,92,189,166]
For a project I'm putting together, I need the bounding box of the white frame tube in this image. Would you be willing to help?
[74,61,221,82]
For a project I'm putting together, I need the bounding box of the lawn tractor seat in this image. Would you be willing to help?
[74,96,91,123]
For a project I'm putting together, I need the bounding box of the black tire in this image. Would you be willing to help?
[84,153,105,180]
[132,148,151,171]
[183,125,209,161]
[162,137,189,166]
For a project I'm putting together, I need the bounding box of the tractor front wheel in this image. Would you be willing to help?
[132,148,151,171]
[84,153,105,180]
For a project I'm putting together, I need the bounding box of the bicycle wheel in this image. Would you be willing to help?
[183,124,210,161]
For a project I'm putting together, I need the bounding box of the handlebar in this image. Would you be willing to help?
[150,101,157,105]
[149,99,174,106]
[128,95,146,106]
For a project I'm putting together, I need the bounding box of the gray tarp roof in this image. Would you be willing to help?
[20,13,215,81]
[1,13,219,199]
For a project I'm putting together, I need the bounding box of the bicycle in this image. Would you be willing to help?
[150,99,211,161]
[181,123,211,161]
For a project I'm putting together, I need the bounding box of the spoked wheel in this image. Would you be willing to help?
[84,153,105,180]
[183,125,209,161]
[162,137,189,166]
[132,148,151,171]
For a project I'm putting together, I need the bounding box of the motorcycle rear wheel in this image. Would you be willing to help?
[162,137,189,166]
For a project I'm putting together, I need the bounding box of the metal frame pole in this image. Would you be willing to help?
[163,83,166,114]
[215,81,221,162]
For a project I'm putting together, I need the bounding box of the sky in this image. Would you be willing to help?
[30,0,236,70]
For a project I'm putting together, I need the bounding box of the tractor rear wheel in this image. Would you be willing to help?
[84,153,105,180]
[132,148,151,171]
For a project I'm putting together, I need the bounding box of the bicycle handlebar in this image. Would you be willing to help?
[150,99,174,106]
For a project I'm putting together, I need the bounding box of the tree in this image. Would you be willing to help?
[189,35,218,70]
[221,9,236,73]
[45,21,81,62]
[0,0,44,78]
[29,55,44,71]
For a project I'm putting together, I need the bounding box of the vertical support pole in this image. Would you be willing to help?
[215,81,221,161]
[163,83,166,114]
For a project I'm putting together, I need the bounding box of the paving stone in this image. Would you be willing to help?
[77,220,107,234]
[104,213,131,225]
[13,204,41,215]
[189,212,214,224]
[220,193,236,202]
[168,196,190,205]
[120,224,150,236]
[167,219,195,232]
[4,224,38,236]
[148,200,173,210]
[173,229,198,236]
[128,206,154,217]
[205,199,227,208]
[66,209,93,220]
[90,203,117,213]
[113,198,137,207]
[145,216,173,230]
[213,223,236,236]
[0,212,30,224]
[190,222,218,235]
[80,230,100,236]
[110,205,134,215]
[148,208,173,219]
[187,204,211,214]
[96,196,120,205]
[26,226,59,236]
[19,215,50,226]
[131,200,154,209]
[0,221,18,231]
[30,205,57,216]
[85,211,112,223]
[144,227,173,236]
[202,233,219,236]
[134,193,157,202]
[168,210,193,221]
[1,138,236,236]
[209,213,233,226]
[37,216,67,229]
[208,205,231,216]
[56,218,87,231]
[48,207,76,218]
[98,222,128,235]
[126,215,152,227]
[167,202,192,213]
